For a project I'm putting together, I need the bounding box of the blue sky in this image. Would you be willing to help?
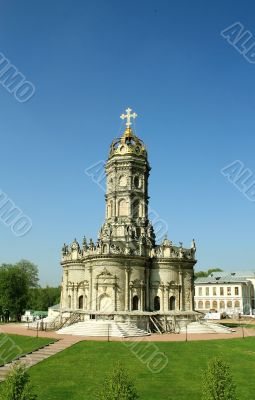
[0,0,255,285]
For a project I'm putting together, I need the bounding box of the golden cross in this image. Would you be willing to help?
[120,107,137,128]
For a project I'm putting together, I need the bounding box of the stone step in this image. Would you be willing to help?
[57,321,150,337]
[0,337,80,382]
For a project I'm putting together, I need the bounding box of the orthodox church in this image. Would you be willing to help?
[59,108,197,334]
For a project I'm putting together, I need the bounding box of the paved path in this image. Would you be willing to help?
[1,323,255,342]
[0,328,82,382]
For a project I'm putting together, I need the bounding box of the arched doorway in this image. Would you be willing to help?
[99,295,113,312]
[78,295,84,310]
[154,296,160,311]
[132,295,139,311]
[169,296,176,310]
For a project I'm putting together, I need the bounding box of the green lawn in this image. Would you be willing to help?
[0,334,55,366]
[29,337,255,400]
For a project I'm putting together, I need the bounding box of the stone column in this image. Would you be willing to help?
[95,282,98,311]
[89,265,93,311]
[145,267,150,311]
[179,270,183,311]
[71,285,75,310]
[140,283,144,311]
[75,286,79,309]
[114,276,117,311]
[125,266,130,311]
[129,284,133,311]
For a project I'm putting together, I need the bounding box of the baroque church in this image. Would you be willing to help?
[59,108,197,333]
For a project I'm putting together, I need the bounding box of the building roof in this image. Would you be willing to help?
[195,271,255,285]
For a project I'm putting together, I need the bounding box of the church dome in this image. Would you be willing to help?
[109,126,147,159]
[108,107,147,160]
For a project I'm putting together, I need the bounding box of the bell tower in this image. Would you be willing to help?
[99,108,155,254]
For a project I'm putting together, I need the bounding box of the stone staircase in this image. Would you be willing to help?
[179,321,235,334]
[57,320,150,337]
[0,337,80,382]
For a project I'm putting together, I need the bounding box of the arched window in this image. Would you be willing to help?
[205,301,210,309]
[68,295,72,309]
[154,296,160,311]
[132,199,140,218]
[78,295,83,310]
[227,301,232,308]
[134,176,140,188]
[198,301,203,309]
[234,300,240,308]
[118,199,128,216]
[220,301,225,309]
[169,296,176,311]
[132,295,139,311]
[212,300,218,310]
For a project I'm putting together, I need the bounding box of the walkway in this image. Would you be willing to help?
[1,322,255,342]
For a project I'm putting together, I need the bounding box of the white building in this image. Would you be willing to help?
[194,272,255,315]
[58,108,197,332]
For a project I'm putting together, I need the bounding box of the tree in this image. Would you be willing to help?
[0,362,37,400]
[97,362,139,400]
[195,268,223,280]
[28,286,61,311]
[15,260,39,288]
[202,357,238,400]
[0,265,30,321]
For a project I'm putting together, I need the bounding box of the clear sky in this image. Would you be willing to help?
[0,0,254,286]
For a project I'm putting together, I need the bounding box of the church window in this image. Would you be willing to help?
[134,176,140,188]
[78,295,84,309]
[118,199,128,216]
[154,296,160,311]
[132,295,139,311]
[68,295,71,308]
[169,296,176,310]
[119,176,127,187]
[132,199,140,218]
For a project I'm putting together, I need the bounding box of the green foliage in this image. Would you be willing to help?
[195,268,223,279]
[28,286,61,311]
[97,362,139,400]
[0,362,37,400]
[0,265,30,320]
[15,260,39,288]
[0,260,60,319]
[202,357,238,400]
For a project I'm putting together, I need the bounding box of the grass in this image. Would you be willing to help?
[0,334,55,366]
[28,337,255,400]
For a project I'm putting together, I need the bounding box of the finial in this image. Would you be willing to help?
[120,107,137,128]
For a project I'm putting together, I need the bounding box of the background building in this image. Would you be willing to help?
[195,271,255,316]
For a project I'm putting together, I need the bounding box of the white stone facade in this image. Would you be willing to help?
[195,273,255,315]
[60,113,197,317]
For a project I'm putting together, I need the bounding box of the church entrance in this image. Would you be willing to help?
[154,296,160,311]
[132,295,139,311]
[78,295,84,309]
[99,294,113,312]
[169,296,176,310]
